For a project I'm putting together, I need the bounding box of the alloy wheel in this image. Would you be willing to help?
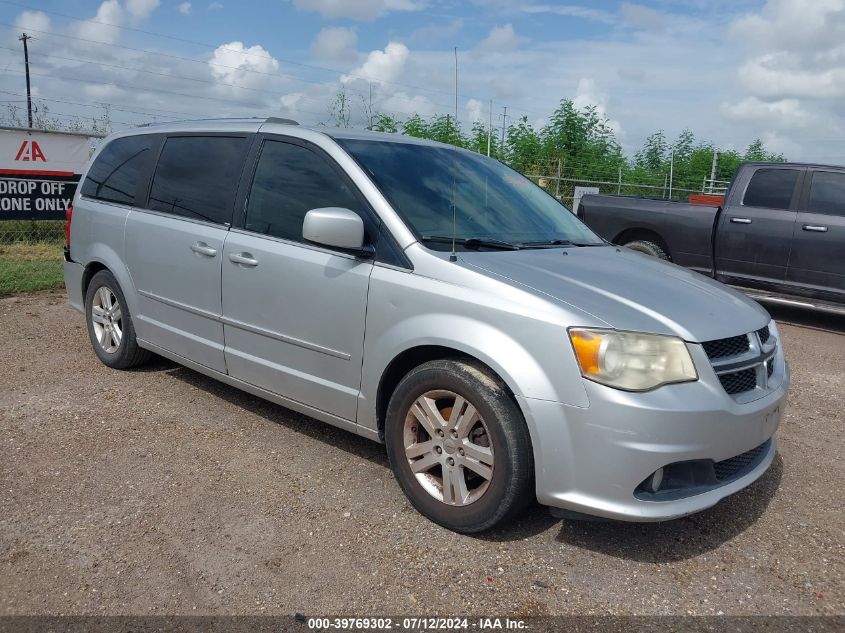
[90,285,123,354]
[403,390,495,506]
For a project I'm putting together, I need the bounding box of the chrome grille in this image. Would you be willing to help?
[703,325,777,398]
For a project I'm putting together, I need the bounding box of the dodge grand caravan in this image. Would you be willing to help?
[64,118,789,533]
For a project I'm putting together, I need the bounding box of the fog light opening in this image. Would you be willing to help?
[646,467,664,493]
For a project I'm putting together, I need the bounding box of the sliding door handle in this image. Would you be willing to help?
[802,224,828,233]
[190,241,217,257]
[229,252,259,267]
[730,217,752,224]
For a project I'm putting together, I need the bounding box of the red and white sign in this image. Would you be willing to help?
[0,128,93,220]
[1,129,91,177]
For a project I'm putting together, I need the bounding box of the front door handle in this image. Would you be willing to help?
[803,224,828,233]
[190,241,217,257]
[730,217,752,224]
[229,252,259,267]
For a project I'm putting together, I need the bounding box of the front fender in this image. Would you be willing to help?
[358,266,591,433]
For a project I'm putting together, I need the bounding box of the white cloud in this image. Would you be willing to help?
[311,27,358,64]
[125,0,160,21]
[620,3,665,32]
[737,53,845,100]
[14,10,50,33]
[178,2,192,14]
[521,4,615,24]
[475,24,520,54]
[731,0,845,53]
[72,1,124,45]
[721,96,809,128]
[292,0,425,21]
[466,98,485,123]
[208,2,224,9]
[572,78,623,137]
[378,91,436,118]
[342,41,409,84]
[209,41,280,87]
[407,18,464,45]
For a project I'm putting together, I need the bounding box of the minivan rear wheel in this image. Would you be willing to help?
[85,270,150,369]
[385,359,533,533]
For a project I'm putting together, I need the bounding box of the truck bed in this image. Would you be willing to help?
[578,194,720,275]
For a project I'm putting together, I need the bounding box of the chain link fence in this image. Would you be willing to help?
[0,221,65,295]
[527,173,702,211]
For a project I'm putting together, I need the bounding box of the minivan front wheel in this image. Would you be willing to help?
[385,359,533,533]
[85,270,150,369]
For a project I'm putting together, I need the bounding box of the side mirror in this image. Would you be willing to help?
[302,207,372,257]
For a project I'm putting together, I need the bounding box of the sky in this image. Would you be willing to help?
[1,0,844,165]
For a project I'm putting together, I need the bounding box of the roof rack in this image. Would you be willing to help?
[264,117,299,125]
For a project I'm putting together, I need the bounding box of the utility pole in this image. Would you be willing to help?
[19,33,33,128]
[708,150,719,193]
[487,99,492,157]
[668,150,675,199]
[368,82,373,129]
[499,106,508,152]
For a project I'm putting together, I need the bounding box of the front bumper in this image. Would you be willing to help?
[520,348,789,522]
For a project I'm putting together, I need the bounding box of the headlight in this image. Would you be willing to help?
[568,328,698,391]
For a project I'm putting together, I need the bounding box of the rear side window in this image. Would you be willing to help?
[81,135,154,205]
[148,136,247,225]
[742,168,800,209]
[808,171,845,217]
[244,140,361,242]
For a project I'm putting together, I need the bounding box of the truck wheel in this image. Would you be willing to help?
[384,359,534,534]
[85,270,151,369]
[624,239,670,261]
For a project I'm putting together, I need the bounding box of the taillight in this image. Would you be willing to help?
[65,204,73,248]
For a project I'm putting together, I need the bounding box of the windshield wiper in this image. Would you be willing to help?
[519,239,606,248]
[421,235,521,250]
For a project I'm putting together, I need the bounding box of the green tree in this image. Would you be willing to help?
[370,113,400,133]
[505,116,543,173]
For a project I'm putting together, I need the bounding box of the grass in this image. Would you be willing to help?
[0,240,65,294]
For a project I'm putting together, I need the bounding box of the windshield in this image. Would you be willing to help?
[337,138,605,250]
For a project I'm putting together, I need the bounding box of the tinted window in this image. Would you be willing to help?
[808,171,845,217]
[148,136,247,225]
[743,168,800,209]
[244,140,361,242]
[337,139,603,248]
[81,135,154,205]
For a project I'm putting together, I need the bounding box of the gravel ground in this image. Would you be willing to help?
[0,291,842,616]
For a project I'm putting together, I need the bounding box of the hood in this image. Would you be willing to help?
[458,246,770,342]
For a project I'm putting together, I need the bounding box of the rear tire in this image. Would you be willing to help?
[85,270,151,369]
[624,239,670,261]
[385,359,534,533]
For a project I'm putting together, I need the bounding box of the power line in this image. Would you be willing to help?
[0,27,479,123]
[0,1,496,105]
[0,3,550,123]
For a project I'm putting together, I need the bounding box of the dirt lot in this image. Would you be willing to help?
[1,291,843,616]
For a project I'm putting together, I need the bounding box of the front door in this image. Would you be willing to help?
[221,137,374,421]
[714,166,803,289]
[125,134,250,373]
[786,169,845,303]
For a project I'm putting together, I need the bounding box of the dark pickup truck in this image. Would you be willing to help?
[578,162,845,314]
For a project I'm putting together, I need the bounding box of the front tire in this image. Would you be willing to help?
[85,270,150,369]
[385,359,533,533]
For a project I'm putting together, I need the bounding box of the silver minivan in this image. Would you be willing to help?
[64,118,789,533]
